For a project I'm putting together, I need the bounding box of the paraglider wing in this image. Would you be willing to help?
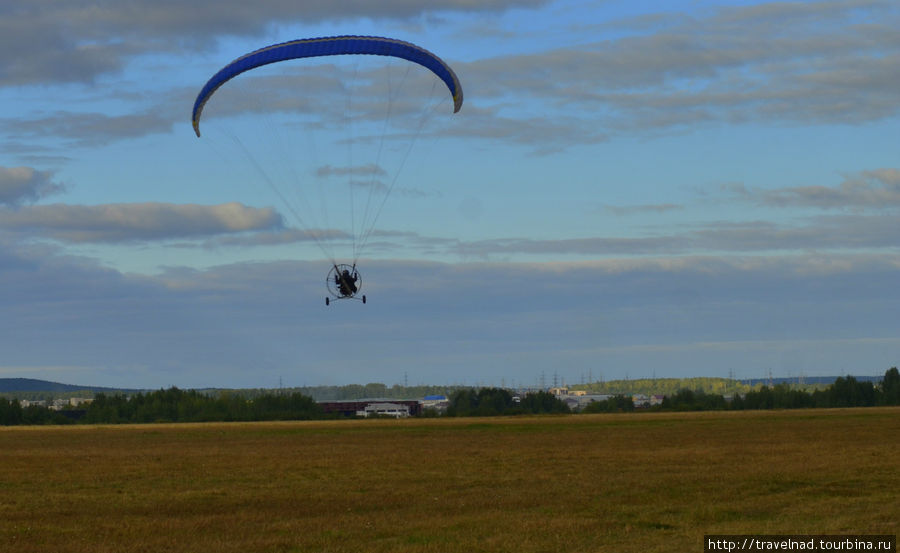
[191,35,464,137]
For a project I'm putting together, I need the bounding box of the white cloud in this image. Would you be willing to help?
[402,207,900,257]
[0,202,283,242]
[6,111,176,147]
[316,163,388,178]
[0,166,65,206]
[0,0,549,87]
[8,1,895,153]
[462,0,900,141]
[602,203,683,216]
[748,168,900,210]
[1,244,897,388]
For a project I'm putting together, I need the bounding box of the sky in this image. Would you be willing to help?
[1,0,898,390]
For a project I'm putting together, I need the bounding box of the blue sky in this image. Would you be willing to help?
[1,0,898,389]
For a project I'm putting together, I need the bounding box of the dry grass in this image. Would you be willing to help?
[1,408,898,553]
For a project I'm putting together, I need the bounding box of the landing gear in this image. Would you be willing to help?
[326,294,365,305]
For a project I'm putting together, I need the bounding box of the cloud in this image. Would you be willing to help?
[405,211,900,259]
[6,110,176,147]
[204,227,350,248]
[2,243,898,388]
[0,166,66,206]
[8,165,893,256]
[688,215,900,252]
[444,106,609,154]
[0,0,549,87]
[462,0,900,140]
[444,235,686,258]
[0,202,283,243]
[741,168,900,210]
[4,1,897,155]
[313,163,404,196]
[602,203,683,216]
[315,163,388,178]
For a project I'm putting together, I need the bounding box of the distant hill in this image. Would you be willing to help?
[742,375,882,386]
[1,375,886,398]
[0,378,140,394]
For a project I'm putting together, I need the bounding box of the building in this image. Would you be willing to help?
[357,402,411,418]
[421,395,449,413]
[318,399,422,418]
[563,394,615,411]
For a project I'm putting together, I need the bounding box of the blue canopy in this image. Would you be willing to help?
[192,35,463,136]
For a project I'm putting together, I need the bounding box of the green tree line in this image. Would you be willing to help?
[82,387,323,423]
[0,387,324,425]
[581,395,636,413]
[2,368,898,425]
[445,388,570,416]
[0,400,76,425]
[659,368,899,411]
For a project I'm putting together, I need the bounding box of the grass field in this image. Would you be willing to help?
[2,408,898,553]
